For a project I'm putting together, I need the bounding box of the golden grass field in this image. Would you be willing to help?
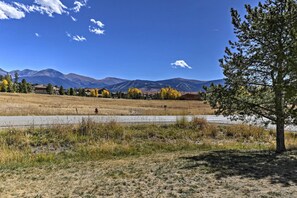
[0,93,213,116]
[0,119,296,197]
[0,94,296,197]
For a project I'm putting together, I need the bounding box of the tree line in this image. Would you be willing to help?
[0,73,32,93]
[0,73,192,100]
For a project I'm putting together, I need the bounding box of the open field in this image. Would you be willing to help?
[0,120,297,197]
[1,150,297,197]
[0,93,213,116]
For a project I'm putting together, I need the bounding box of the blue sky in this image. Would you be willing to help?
[0,0,262,80]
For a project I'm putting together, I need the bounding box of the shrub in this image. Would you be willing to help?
[191,117,208,130]
[175,116,190,128]
[202,124,219,138]
[79,118,97,136]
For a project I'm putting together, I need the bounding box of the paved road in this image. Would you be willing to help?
[0,115,296,131]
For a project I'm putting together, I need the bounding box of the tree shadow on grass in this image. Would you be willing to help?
[181,150,297,186]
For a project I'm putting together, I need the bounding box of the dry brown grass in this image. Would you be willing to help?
[0,93,213,116]
[0,151,297,197]
[0,120,293,166]
[0,120,296,197]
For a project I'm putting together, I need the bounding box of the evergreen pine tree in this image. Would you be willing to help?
[206,0,297,153]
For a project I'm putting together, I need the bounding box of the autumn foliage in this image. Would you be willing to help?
[90,89,99,97]
[102,89,110,98]
[160,87,181,100]
[128,88,142,99]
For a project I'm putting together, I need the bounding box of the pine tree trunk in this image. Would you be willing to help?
[275,85,286,153]
[276,119,286,153]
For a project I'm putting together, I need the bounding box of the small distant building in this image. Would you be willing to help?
[98,88,108,97]
[180,93,203,100]
[53,86,59,95]
[34,84,59,94]
[34,84,47,94]
[84,88,93,96]
[85,88,99,96]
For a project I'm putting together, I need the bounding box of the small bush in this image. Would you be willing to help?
[1,129,29,150]
[79,118,97,136]
[175,116,190,128]
[191,118,208,130]
[103,121,124,140]
[202,124,219,138]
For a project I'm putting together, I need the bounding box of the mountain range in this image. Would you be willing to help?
[0,68,224,92]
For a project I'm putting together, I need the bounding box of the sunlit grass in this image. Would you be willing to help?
[0,92,213,116]
[0,118,294,168]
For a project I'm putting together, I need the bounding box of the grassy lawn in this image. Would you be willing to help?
[0,119,296,197]
[0,93,213,116]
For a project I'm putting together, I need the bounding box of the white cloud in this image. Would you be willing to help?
[89,26,105,35]
[14,0,68,17]
[70,15,77,21]
[73,35,86,42]
[66,32,86,42]
[89,18,105,35]
[0,1,25,20]
[33,0,68,17]
[66,32,71,37]
[35,33,40,37]
[90,18,104,28]
[171,60,192,69]
[14,3,42,15]
[13,2,31,13]
[5,0,89,20]
[73,0,87,13]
